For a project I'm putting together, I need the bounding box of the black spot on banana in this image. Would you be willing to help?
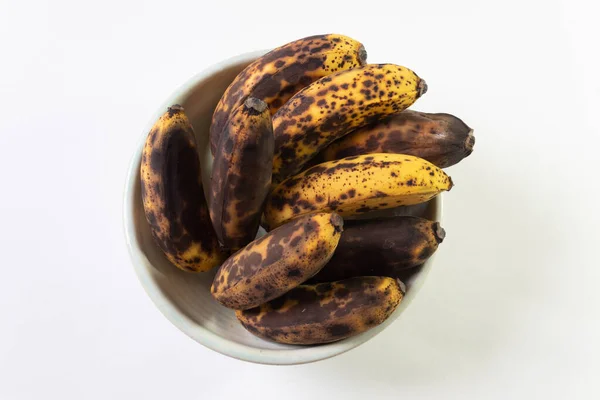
[236,276,404,345]
[322,110,475,168]
[210,98,273,251]
[310,216,445,283]
[140,105,225,272]
[264,153,452,229]
[209,34,367,155]
[211,212,343,310]
[272,64,427,183]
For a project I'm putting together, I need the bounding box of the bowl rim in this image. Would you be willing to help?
[122,50,443,365]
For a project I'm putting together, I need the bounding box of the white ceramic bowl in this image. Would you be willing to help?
[123,51,442,365]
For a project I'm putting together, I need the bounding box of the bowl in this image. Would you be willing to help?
[123,50,442,365]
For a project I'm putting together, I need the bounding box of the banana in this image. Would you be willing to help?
[272,64,427,182]
[210,98,273,251]
[211,212,343,310]
[141,105,225,272]
[322,110,475,168]
[309,216,445,283]
[210,34,367,155]
[236,276,404,345]
[348,201,433,221]
[264,153,452,229]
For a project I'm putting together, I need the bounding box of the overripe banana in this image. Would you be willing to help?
[310,216,445,283]
[236,276,404,345]
[272,64,427,182]
[264,153,452,229]
[210,97,273,250]
[322,110,475,168]
[141,105,225,272]
[211,212,343,310]
[347,201,433,221]
[210,34,367,154]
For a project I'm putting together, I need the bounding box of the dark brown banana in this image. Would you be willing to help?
[310,216,445,283]
[210,98,273,250]
[322,110,474,168]
[211,212,343,310]
[140,105,225,272]
[236,276,404,345]
[347,201,433,221]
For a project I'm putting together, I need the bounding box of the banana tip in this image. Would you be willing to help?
[244,97,268,114]
[447,176,454,191]
[418,79,428,97]
[434,222,446,243]
[465,130,476,154]
[330,212,344,234]
[358,45,368,66]
[397,279,407,295]
[168,104,184,115]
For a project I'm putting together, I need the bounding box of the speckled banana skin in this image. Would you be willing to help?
[310,216,445,283]
[210,98,273,251]
[323,110,475,168]
[264,153,452,229]
[211,212,343,310]
[272,64,427,182]
[140,105,225,272]
[236,276,404,345]
[209,34,367,155]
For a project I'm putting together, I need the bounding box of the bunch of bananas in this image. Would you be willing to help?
[140,34,474,345]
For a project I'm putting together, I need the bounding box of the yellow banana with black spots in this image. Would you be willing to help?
[141,105,225,272]
[211,212,343,310]
[272,64,427,182]
[264,153,452,229]
[210,97,273,251]
[209,34,367,155]
[322,110,475,168]
[236,276,404,345]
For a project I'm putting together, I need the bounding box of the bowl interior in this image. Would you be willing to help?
[124,51,441,365]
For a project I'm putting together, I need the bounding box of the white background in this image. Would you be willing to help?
[1,0,599,398]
